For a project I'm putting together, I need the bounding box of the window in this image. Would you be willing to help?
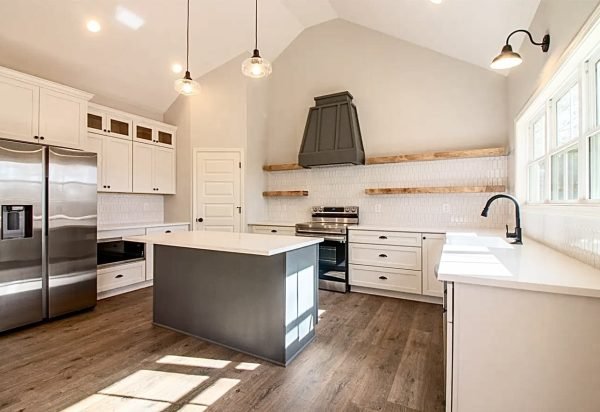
[591,134,600,199]
[551,145,578,201]
[518,22,600,205]
[555,83,579,147]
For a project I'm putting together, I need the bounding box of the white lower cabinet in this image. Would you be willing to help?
[97,261,145,293]
[133,142,175,194]
[422,234,445,297]
[349,228,443,302]
[349,264,422,294]
[249,224,296,236]
[145,224,190,280]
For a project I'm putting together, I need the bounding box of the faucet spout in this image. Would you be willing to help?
[481,194,522,244]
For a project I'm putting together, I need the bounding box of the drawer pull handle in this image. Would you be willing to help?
[115,274,123,279]
[379,276,388,280]
[379,236,387,239]
[271,229,277,233]
[379,254,387,258]
[165,230,172,233]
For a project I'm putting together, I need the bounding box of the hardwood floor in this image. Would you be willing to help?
[0,288,444,412]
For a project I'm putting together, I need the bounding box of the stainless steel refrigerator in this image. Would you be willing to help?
[0,139,97,332]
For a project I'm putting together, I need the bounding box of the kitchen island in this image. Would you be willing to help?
[125,231,323,366]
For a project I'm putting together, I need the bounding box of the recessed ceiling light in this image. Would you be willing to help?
[86,20,101,33]
[116,6,144,30]
[171,63,183,74]
[430,0,443,4]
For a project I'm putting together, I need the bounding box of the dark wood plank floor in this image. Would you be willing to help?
[0,288,444,412]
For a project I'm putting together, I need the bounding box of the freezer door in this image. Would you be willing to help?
[47,147,97,317]
[0,140,44,332]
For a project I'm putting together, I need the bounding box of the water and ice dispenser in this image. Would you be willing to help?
[1,205,33,240]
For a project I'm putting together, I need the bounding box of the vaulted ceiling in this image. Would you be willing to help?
[0,0,540,118]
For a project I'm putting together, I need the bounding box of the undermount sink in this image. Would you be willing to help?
[446,233,514,250]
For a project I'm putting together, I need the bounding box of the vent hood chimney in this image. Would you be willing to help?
[298,91,365,168]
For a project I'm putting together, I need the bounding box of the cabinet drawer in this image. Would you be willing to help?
[97,227,145,241]
[97,261,145,292]
[349,264,422,294]
[349,230,422,247]
[146,224,189,235]
[349,243,422,270]
[250,225,295,236]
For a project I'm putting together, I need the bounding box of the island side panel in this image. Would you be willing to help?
[283,245,319,364]
[153,245,287,364]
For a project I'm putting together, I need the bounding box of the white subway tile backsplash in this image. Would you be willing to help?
[98,193,164,226]
[266,156,512,229]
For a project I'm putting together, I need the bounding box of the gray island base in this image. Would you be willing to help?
[153,243,319,366]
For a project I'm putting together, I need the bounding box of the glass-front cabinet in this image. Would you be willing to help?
[87,104,132,140]
[133,121,176,149]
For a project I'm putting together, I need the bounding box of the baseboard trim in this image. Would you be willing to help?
[98,280,153,300]
[351,285,443,305]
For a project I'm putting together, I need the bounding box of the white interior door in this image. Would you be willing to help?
[194,150,241,232]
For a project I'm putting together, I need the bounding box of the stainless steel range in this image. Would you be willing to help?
[295,206,359,293]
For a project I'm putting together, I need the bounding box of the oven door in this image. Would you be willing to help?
[296,232,348,293]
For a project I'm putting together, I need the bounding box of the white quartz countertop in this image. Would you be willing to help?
[124,231,323,256]
[437,231,600,298]
[98,222,190,232]
[248,221,297,227]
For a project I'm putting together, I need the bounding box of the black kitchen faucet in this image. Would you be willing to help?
[481,194,522,245]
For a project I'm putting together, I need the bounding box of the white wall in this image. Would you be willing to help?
[266,19,508,164]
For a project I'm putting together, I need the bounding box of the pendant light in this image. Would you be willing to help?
[174,0,200,95]
[490,30,550,70]
[242,0,272,79]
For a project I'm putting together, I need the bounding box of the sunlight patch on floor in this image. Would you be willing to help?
[62,393,170,412]
[188,378,240,407]
[318,309,326,318]
[156,355,231,369]
[235,362,260,371]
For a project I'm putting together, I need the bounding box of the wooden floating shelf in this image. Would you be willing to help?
[262,163,304,172]
[263,190,309,197]
[365,185,506,195]
[365,147,507,165]
[263,147,507,171]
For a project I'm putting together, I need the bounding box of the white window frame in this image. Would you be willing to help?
[526,109,547,203]
[516,17,600,207]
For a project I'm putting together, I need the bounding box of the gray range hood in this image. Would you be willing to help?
[298,91,365,168]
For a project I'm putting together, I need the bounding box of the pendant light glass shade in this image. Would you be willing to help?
[174,71,200,95]
[242,49,272,79]
[243,0,272,79]
[490,44,523,70]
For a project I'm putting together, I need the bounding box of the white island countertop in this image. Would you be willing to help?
[98,222,190,232]
[124,231,323,256]
[438,231,600,298]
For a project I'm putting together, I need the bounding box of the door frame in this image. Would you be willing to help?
[191,147,245,232]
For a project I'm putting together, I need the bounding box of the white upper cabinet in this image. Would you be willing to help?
[0,76,39,142]
[103,137,133,193]
[134,121,176,149]
[39,88,86,148]
[133,142,175,194]
[0,66,91,149]
[87,103,132,140]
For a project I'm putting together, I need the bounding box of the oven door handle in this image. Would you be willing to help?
[296,233,346,243]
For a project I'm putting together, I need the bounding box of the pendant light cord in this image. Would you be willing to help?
[254,0,258,50]
[186,0,190,71]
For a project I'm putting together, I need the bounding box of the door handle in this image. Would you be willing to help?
[379,254,387,258]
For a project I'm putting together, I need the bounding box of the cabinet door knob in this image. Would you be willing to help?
[39,136,44,140]
[103,185,107,189]
[196,218,204,223]
[378,275,388,280]
[379,235,387,239]
[34,135,39,139]
[107,185,111,189]
[379,254,387,258]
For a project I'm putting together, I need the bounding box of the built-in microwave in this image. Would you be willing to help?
[97,238,145,269]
